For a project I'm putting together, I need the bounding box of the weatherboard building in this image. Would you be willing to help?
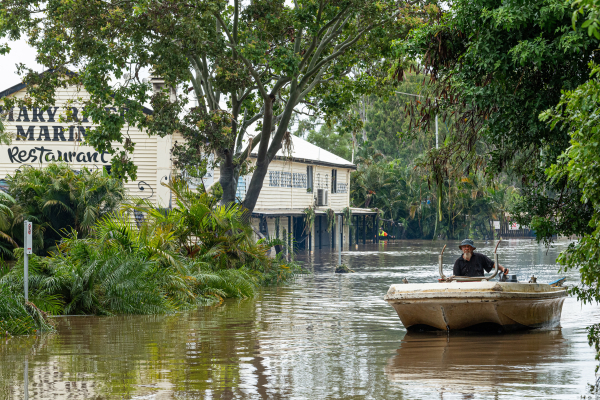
[0,77,378,252]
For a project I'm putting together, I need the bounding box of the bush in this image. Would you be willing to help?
[0,270,55,337]
[0,173,300,329]
[6,163,124,256]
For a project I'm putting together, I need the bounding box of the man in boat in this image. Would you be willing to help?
[453,239,509,277]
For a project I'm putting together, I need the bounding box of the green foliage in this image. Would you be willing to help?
[0,283,55,336]
[350,149,517,240]
[343,207,352,223]
[5,163,125,256]
[0,174,300,328]
[304,206,316,235]
[0,0,433,210]
[395,0,600,242]
[573,0,600,39]
[539,63,600,304]
[326,209,336,233]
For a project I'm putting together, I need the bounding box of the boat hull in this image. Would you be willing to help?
[384,282,567,331]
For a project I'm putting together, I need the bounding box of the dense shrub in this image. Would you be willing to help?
[4,163,124,255]
[0,179,299,321]
[0,262,55,336]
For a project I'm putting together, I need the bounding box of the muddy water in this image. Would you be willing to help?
[1,240,598,399]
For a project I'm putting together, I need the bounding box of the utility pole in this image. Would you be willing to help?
[435,114,439,149]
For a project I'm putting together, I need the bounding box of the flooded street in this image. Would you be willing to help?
[1,240,598,399]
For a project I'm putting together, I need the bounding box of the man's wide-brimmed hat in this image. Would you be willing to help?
[459,239,476,250]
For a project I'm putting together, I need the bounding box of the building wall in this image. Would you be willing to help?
[213,159,352,211]
[1,85,172,206]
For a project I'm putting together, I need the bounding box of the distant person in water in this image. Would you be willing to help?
[453,239,509,277]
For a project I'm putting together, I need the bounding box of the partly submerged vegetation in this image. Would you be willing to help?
[0,165,299,337]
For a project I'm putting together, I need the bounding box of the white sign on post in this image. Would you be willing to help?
[24,220,31,302]
[25,221,32,254]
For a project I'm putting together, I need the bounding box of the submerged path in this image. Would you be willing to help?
[1,240,597,399]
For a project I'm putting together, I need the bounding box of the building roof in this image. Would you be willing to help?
[251,134,356,170]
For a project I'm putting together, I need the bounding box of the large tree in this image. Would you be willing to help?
[1,0,436,212]
[394,0,599,238]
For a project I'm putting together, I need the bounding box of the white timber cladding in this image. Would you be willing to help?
[212,159,352,210]
[1,84,172,206]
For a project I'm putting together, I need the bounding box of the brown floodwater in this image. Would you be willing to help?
[1,239,598,399]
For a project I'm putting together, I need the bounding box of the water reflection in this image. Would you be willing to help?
[23,359,28,400]
[386,330,570,396]
[0,240,598,399]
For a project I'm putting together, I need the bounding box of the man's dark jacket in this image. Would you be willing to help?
[453,253,495,277]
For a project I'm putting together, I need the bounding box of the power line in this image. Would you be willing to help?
[395,91,425,98]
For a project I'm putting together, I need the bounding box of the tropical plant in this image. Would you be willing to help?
[6,163,125,255]
[0,191,17,258]
[304,206,316,236]
[394,0,599,241]
[0,277,55,336]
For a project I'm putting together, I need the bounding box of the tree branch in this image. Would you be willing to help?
[188,65,207,113]
[269,77,291,96]
[239,110,264,138]
[299,25,371,89]
[235,108,247,154]
[297,66,328,102]
[233,0,239,45]
[237,131,263,164]
[298,6,345,73]
[192,54,218,110]
[214,13,269,100]
[306,11,349,72]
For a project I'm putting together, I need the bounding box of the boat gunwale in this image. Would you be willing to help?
[384,289,567,301]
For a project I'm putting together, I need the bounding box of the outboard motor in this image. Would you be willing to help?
[499,274,518,282]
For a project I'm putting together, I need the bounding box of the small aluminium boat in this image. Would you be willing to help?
[384,241,567,332]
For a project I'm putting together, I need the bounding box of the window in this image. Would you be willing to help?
[331,169,337,194]
[307,166,313,192]
[235,176,246,201]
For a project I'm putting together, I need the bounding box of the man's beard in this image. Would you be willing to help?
[463,251,473,261]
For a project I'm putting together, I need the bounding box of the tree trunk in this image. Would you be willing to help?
[219,150,238,204]
[242,96,274,213]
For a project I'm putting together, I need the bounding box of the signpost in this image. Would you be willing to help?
[338,215,342,266]
[24,220,32,302]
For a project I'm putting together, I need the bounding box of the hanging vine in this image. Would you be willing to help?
[304,206,316,234]
[343,206,352,223]
[326,208,336,232]
[343,206,353,239]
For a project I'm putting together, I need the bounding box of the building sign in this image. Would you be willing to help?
[493,221,500,229]
[2,107,111,165]
[7,146,109,164]
[508,222,526,230]
[1,83,174,208]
